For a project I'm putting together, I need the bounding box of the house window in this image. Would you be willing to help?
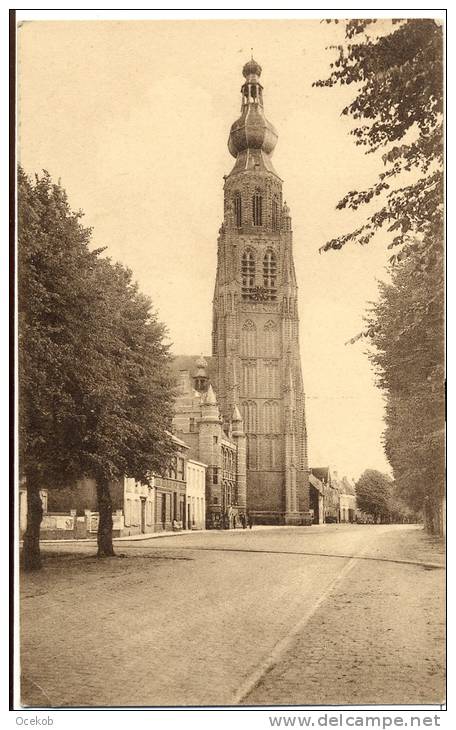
[241,249,255,300]
[177,457,185,481]
[169,457,177,480]
[234,193,242,227]
[189,417,196,433]
[252,193,263,226]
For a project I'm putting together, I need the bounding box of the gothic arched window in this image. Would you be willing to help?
[252,193,263,226]
[247,435,258,470]
[242,401,257,433]
[241,320,257,356]
[264,360,279,397]
[242,359,257,396]
[264,320,279,356]
[234,193,242,227]
[272,195,280,231]
[263,249,277,300]
[241,250,255,300]
[263,401,280,434]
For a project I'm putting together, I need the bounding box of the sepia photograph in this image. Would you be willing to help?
[13,10,445,713]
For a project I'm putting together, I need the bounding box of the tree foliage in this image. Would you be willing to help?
[315,19,443,262]
[367,244,444,532]
[316,20,445,534]
[355,469,393,522]
[18,168,176,567]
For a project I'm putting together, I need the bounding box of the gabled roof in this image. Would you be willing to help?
[309,473,324,494]
[310,467,331,485]
[165,430,190,450]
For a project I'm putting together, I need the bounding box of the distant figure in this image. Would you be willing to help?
[233,514,237,529]
[248,512,254,529]
[240,513,247,529]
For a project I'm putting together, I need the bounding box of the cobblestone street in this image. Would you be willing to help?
[20,524,445,708]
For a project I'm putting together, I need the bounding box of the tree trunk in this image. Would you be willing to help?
[22,469,44,571]
[424,497,436,534]
[96,477,115,557]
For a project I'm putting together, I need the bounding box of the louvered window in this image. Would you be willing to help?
[252,194,263,226]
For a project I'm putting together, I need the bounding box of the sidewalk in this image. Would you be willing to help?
[36,523,300,545]
[36,529,203,546]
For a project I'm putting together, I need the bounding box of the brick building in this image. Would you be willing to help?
[173,357,246,529]
[211,58,310,524]
[154,434,189,531]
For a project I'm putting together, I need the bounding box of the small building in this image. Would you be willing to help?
[309,473,324,524]
[172,356,246,529]
[186,459,207,530]
[122,477,155,536]
[338,476,357,523]
[154,434,189,531]
[21,432,192,539]
[310,467,339,523]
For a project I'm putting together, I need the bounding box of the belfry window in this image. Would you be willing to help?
[252,194,263,226]
[234,193,242,227]
[263,250,277,300]
[272,196,279,231]
[242,250,255,300]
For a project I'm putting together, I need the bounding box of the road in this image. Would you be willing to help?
[20,524,445,707]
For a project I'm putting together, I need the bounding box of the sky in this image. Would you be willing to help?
[17,18,397,481]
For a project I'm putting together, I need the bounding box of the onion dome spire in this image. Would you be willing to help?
[228,58,278,162]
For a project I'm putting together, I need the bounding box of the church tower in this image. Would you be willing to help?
[212,58,309,524]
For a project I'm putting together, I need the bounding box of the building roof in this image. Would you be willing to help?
[187,458,208,468]
[310,467,331,485]
[171,355,217,383]
[165,430,190,450]
[309,473,324,494]
[243,57,262,78]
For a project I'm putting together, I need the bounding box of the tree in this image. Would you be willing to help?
[315,19,443,263]
[366,244,444,533]
[18,168,176,568]
[74,258,176,556]
[315,20,445,534]
[18,168,101,569]
[355,469,393,523]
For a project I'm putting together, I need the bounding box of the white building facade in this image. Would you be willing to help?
[123,476,155,536]
[186,459,207,530]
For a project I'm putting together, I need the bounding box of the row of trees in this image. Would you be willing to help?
[19,168,177,570]
[355,469,417,524]
[316,19,444,533]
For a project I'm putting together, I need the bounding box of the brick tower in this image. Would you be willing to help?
[212,58,310,524]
